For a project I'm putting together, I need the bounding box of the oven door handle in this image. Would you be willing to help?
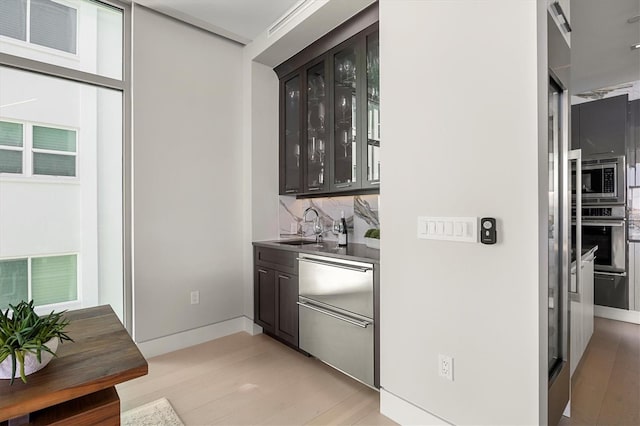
[595,271,627,277]
[297,301,372,328]
[581,221,626,227]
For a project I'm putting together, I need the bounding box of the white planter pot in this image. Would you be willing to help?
[365,237,380,249]
[0,337,59,380]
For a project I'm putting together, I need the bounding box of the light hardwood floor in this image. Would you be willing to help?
[560,317,640,426]
[117,332,397,425]
[119,317,638,425]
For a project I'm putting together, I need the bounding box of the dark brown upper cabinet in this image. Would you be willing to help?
[279,74,303,194]
[275,4,379,197]
[571,95,628,158]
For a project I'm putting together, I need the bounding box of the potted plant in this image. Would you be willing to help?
[364,228,380,249]
[0,301,73,384]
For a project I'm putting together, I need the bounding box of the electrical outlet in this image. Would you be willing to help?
[438,354,453,381]
[190,291,199,305]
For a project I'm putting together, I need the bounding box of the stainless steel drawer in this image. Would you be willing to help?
[298,254,374,318]
[298,298,374,387]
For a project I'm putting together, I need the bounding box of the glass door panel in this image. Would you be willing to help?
[366,31,380,184]
[306,62,327,191]
[283,75,301,193]
[548,79,563,374]
[333,45,358,188]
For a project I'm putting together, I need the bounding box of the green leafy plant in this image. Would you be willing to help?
[0,301,73,384]
[364,228,380,239]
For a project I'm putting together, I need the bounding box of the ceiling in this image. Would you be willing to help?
[571,0,640,94]
[131,0,640,94]
[134,0,301,45]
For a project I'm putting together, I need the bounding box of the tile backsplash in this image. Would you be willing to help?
[279,195,379,244]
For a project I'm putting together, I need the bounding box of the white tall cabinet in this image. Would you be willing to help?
[570,248,596,377]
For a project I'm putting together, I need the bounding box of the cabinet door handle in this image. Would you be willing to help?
[370,181,380,185]
[258,269,268,274]
[278,275,290,280]
[285,189,297,193]
[335,183,351,188]
[307,187,321,191]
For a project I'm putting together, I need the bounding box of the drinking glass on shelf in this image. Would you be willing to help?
[309,137,317,162]
[340,129,351,157]
[317,138,325,165]
[343,59,354,82]
[339,95,348,123]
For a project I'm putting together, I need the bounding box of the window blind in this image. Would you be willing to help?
[0,121,23,147]
[31,255,77,306]
[0,0,27,41]
[30,0,77,54]
[33,126,75,152]
[0,259,28,310]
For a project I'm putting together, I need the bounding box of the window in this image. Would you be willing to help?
[0,0,127,325]
[0,120,77,177]
[0,254,78,310]
[0,121,24,174]
[0,0,77,54]
[30,0,78,54]
[0,0,123,80]
[33,125,77,176]
[0,0,27,42]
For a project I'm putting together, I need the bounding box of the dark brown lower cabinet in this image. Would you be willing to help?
[254,246,299,348]
[255,267,276,333]
[275,272,298,346]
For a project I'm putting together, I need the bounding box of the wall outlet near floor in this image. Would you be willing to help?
[438,354,453,381]
[190,291,200,305]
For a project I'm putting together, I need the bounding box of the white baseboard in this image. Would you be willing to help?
[594,306,640,325]
[380,388,451,425]
[243,317,263,335]
[136,316,256,359]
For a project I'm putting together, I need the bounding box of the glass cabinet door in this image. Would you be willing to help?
[282,75,302,194]
[333,45,358,190]
[365,31,380,185]
[306,61,328,192]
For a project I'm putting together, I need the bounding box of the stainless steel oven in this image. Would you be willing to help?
[573,205,628,309]
[572,156,625,205]
[297,254,374,387]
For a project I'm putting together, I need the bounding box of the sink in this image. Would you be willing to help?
[276,239,318,246]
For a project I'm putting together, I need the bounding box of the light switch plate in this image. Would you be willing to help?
[417,216,478,243]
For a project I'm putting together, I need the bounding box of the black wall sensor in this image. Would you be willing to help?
[480,218,497,245]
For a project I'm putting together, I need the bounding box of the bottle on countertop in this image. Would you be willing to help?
[338,211,348,247]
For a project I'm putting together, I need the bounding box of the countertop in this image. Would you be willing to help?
[253,239,380,264]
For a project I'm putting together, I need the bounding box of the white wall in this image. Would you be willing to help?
[132,5,244,342]
[379,1,544,424]
[241,59,280,319]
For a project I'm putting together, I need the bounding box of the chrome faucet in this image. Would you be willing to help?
[303,207,323,245]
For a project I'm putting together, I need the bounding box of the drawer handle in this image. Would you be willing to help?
[297,257,372,272]
[297,301,371,328]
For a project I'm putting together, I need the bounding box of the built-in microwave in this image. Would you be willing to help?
[571,156,625,205]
